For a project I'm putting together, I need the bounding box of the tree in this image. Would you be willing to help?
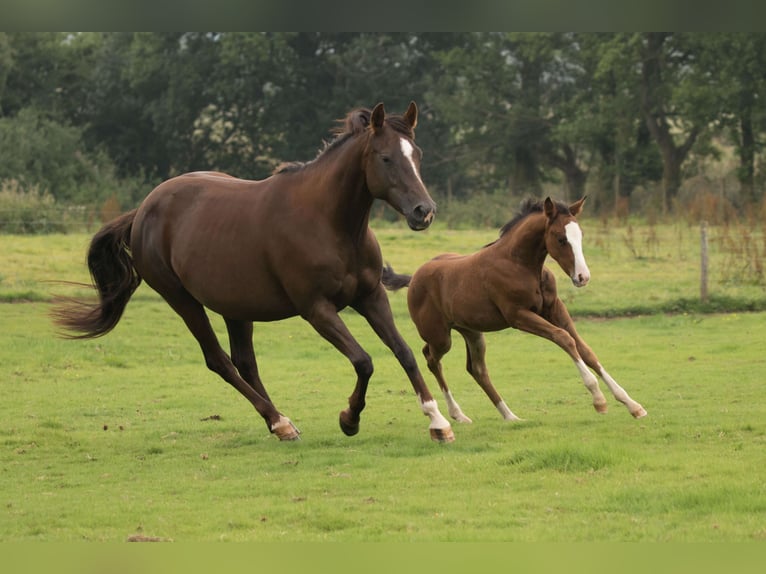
[426,33,529,200]
[693,33,766,205]
[0,33,12,110]
[0,33,120,203]
[428,33,595,201]
[637,33,717,212]
[82,32,221,181]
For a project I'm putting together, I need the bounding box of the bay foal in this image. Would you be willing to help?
[384,197,647,423]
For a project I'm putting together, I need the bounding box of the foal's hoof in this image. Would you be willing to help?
[430,426,455,443]
[339,409,360,437]
[631,406,648,419]
[272,417,301,441]
[593,401,609,414]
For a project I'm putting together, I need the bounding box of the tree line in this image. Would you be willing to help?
[1,32,765,220]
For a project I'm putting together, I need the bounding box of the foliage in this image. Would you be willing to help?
[0,108,126,204]
[2,33,766,224]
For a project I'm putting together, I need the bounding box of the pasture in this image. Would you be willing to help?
[1,219,765,542]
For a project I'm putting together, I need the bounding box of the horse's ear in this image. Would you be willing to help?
[569,196,587,216]
[543,197,557,219]
[371,102,386,132]
[404,101,418,129]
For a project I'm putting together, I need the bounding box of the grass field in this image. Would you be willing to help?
[1,219,765,542]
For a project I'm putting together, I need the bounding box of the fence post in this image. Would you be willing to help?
[700,221,709,303]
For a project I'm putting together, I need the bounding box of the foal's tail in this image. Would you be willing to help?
[52,209,142,338]
[381,263,412,291]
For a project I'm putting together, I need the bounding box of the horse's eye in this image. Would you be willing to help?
[558,236,568,246]
[381,155,391,164]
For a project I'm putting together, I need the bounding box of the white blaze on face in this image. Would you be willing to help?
[565,221,590,286]
[399,137,425,188]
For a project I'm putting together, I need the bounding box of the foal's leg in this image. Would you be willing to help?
[225,319,273,403]
[353,284,454,442]
[403,295,468,426]
[545,298,647,418]
[422,335,473,424]
[161,290,299,440]
[408,311,471,424]
[457,328,522,421]
[511,309,610,414]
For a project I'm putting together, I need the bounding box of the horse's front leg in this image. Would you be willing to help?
[353,284,454,443]
[303,300,373,437]
[545,297,647,419]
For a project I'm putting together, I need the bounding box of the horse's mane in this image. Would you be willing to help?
[274,107,415,175]
[483,198,572,248]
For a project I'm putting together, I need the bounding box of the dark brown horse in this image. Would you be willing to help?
[383,197,646,424]
[53,102,455,443]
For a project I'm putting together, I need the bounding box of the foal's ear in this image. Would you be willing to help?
[404,101,418,129]
[569,196,587,216]
[371,102,386,132]
[543,197,557,219]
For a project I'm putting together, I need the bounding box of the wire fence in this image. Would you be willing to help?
[0,206,111,234]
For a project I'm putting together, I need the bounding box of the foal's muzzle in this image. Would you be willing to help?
[407,202,436,231]
[571,270,590,288]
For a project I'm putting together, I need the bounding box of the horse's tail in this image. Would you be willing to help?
[52,209,142,338]
[381,263,412,291]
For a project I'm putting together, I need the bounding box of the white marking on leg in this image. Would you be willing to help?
[442,390,472,423]
[565,221,590,286]
[496,400,522,421]
[597,364,647,418]
[419,396,451,430]
[400,138,425,188]
[575,359,607,410]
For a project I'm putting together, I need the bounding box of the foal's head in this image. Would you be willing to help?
[361,102,437,230]
[544,197,590,287]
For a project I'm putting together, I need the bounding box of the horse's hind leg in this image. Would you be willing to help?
[425,342,471,424]
[161,288,299,439]
[457,328,522,421]
[225,319,273,403]
[417,328,472,424]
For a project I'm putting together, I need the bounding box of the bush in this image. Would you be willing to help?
[0,181,77,233]
[0,108,130,205]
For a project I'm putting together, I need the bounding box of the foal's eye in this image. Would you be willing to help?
[381,155,391,164]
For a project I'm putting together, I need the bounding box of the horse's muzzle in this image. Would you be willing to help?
[407,203,436,231]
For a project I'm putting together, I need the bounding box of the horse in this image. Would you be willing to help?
[53,102,455,443]
[382,197,647,424]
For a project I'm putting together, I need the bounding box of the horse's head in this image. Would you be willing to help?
[544,196,590,287]
[363,102,437,231]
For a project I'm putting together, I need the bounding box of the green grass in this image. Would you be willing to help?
[4,218,766,314]
[1,222,766,542]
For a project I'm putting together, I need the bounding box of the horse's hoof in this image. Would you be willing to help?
[594,401,608,414]
[339,409,360,436]
[272,417,301,441]
[632,406,648,419]
[430,426,455,443]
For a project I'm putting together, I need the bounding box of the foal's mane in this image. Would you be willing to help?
[274,107,415,174]
[484,198,572,248]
